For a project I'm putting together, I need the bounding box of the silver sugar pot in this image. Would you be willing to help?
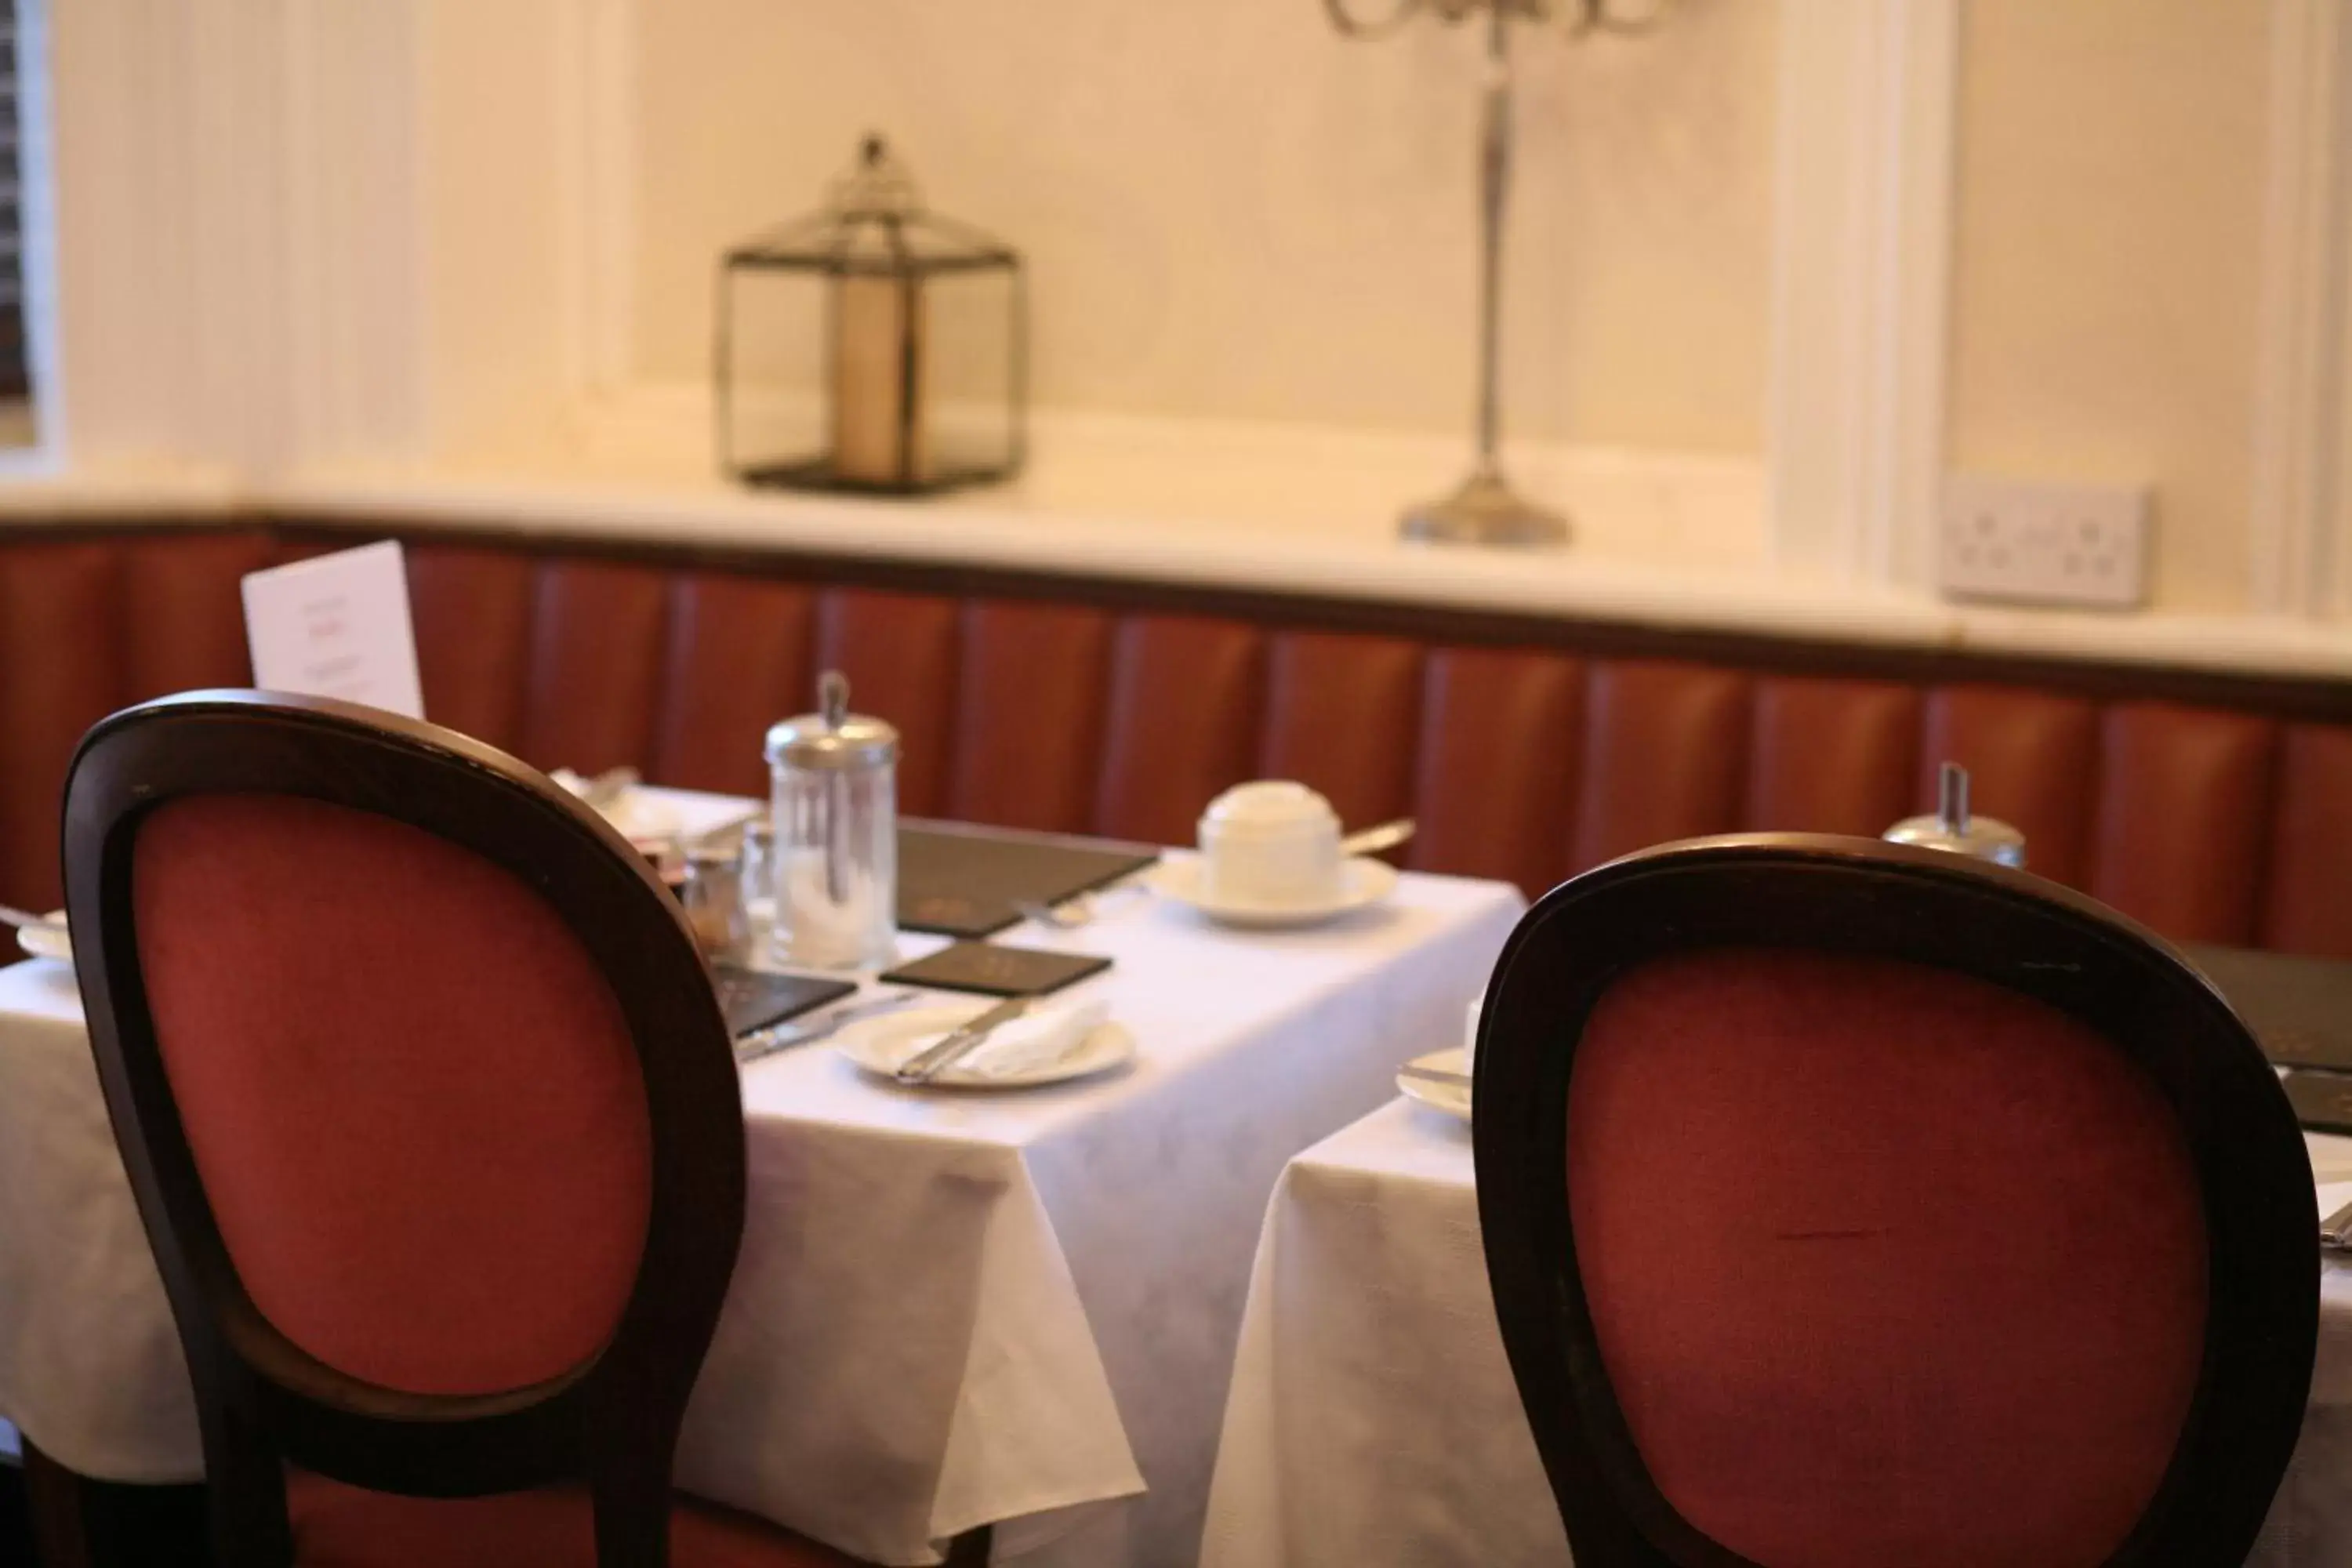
[1885,762,2027,869]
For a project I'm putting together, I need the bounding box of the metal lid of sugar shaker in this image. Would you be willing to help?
[1884,761,2027,868]
[764,670,899,771]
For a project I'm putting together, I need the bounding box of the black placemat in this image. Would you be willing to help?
[879,941,1112,999]
[2182,942,2352,1073]
[896,820,1160,938]
[710,963,856,1037]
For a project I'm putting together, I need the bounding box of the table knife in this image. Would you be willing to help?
[1398,1061,1472,1090]
[896,996,1032,1084]
[733,989,916,1065]
[2323,1197,2352,1251]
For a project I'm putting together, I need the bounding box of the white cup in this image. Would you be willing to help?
[1198,781,1345,909]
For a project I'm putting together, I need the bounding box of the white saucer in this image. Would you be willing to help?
[1397,1047,1472,1124]
[1148,857,1399,929]
[832,1004,1136,1089]
[15,910,68,964]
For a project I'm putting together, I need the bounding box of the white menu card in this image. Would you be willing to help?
[240,541,426,720]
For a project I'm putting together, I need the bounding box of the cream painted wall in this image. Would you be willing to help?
[419,0,573,462]
[624,0,2313,612]
[629,0,1780,456]
[1948,0,2271,612]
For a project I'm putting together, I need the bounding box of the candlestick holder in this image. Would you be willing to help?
[1324,0,1668,547]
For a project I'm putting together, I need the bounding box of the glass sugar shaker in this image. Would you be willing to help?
[764,670,898,970]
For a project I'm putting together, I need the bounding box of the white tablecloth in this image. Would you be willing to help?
[1202,1098,2352,1568]
[0,825,1523,1567]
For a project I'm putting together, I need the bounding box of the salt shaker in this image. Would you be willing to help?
[679,837,749,958]
[1885,761,2027,868]
[764,671,898,970]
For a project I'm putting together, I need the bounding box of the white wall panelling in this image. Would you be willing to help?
[281,1,426,466]
[49,0,426,471]
[1764,0,1961,587]
[9,0,64,474]
[2252,0,2352,622]
[554,0,638,405]
[415,0,575,459]
[45,0,591,474]
[34,0,2349,633]
[39,0,1948,576]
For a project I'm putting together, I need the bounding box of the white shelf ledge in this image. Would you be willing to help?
[270,460,2352,684]
[3,435,2350,686]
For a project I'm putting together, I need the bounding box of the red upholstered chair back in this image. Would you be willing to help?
[62,691,746,1567]
[1474,835,2316,1568]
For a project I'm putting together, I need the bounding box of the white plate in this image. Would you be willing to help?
[15,910,68,964]
[1148,856,1399,929]
[832,1004,1135,1089]
[1397,1047,1471,1123]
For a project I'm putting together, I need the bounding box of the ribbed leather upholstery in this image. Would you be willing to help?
[1412,647,1584,889]
[5,528,2348,959]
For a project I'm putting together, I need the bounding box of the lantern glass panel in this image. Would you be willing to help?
[718,265,829,483]
[716,140,1025,495]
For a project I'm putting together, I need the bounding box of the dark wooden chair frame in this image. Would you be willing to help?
[1472,833,2318,1568]
[59,691,987,1568]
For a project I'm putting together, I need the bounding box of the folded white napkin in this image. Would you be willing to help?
[893,999,1112,1081]
[552,771,681,844]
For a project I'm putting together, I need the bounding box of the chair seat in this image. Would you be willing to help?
[288,1468,865,1568]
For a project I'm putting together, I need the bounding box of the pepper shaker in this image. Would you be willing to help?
[679,836,750,958]
[764,671,899,970]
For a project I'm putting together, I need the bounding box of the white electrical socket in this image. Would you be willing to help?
[1937,476,2152,609]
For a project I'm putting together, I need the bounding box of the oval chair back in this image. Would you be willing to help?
[1473,833,2315,1568]
[61,691,745,1567]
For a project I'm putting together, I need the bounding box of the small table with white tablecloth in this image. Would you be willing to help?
[1201,1097,2352,1568]
[0,790,1524,1568]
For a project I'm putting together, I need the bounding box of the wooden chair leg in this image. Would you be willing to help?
[23,1439,97,1568]
[942,1523,993,1566]
[20,1440,214,1568]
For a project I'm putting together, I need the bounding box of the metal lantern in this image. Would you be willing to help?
[717,136,1026,494]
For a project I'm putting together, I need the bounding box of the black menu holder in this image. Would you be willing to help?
[2183,942,2352,1073]
[896,819,1160,938]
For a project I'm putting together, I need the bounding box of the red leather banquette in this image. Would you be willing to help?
[2,519,2347,956]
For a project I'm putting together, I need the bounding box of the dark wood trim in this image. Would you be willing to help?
[19,1442,213,1568]
[23,1439,96,1568]
[61,691,749,1567]
[1472,834,2318,1567]
[942,1523,993,1566]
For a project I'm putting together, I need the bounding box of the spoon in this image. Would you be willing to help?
[1340,818,1415,858]
[1016,880,1152,931]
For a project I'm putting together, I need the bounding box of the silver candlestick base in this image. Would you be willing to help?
[1399,469,1570,547]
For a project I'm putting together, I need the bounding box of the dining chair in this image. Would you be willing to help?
[1473,833,2317,1568]
[59,691,986,1568]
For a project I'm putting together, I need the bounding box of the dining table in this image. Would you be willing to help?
[0,786,1526,1568]
[1200,1095,2352,1568]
